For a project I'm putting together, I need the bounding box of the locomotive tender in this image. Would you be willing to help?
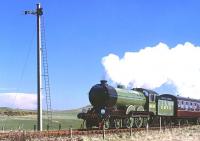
[77,80,200,129]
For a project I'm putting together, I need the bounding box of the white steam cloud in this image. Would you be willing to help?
[0,93,37,109]
[102,42,200,99]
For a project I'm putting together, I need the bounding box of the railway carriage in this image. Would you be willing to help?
[158,94,200,124]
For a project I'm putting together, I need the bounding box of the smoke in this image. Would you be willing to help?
[102,42,200,99]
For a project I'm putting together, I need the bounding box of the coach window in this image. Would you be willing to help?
[181,101,184,109]
[187,102,190,110]
[193,103,196,111]
[196,103,198,111]
[197,103,200,111]
[189,102,192,111]
[194,103,196,111]
[178,100,181,108]
[190,102,193,110]
[185,102,188,110]
[184,101,187,110]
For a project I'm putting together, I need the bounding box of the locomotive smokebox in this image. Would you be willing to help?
[89,80,117,107]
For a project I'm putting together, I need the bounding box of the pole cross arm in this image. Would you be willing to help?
[24,7,43,16]
[24,10,37,15]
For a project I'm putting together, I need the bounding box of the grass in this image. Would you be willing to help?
[77,126,200,141]
[0,108,83,131]
[7,125,200,141]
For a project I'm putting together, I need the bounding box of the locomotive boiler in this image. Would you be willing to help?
[89,80,146,110]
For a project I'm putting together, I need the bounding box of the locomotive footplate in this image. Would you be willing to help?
[77,112,100,120]
[110,110,153,118]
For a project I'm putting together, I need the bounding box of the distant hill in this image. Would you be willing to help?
[0,105,92,116]
[63,105,92,112]
[54,105,92,114]
[0,107,36,116]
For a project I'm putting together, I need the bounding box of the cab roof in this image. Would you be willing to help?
[132,88,158,96]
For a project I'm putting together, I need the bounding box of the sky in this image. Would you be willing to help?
[1,0,200,110]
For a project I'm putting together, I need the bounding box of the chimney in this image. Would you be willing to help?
[100,80,107,85]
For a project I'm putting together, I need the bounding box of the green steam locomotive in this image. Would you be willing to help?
[77,80,200,129]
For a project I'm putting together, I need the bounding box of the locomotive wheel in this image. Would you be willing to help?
[114,119,121,129]
[143,118,148,127]
[86,120,92,129]
[124,117,134,128]
[104,119,110,129]
[134,117,143,128]
[185,120,189,125]
[81,120,86,129]
[198,118,200,125]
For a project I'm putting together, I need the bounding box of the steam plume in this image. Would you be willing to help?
[102,42,200,99]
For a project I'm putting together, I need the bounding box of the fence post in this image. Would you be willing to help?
[2,126,4,133]
[59,123,61,130]
[22,130,26,141]
[103,124,105,140]
[34,125,36,131]
[70,126,73,139]
[47,124,49,131]
[160,117,162,132]
[129,127,132,136]
[18,125,21,131]
[146,122,149,133]
[170,119,172,131]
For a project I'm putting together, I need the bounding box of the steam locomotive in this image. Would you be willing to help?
[77,80,200,129]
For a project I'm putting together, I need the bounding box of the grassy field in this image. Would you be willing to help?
[0,108,83,131]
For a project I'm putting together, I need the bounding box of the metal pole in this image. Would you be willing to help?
[37,3,42,131]
[24,3,43,131]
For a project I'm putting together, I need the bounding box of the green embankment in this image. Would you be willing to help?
[0,107,83,131]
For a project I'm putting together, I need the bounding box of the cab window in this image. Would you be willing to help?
[149,94,155,102]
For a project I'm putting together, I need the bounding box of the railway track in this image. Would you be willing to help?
[0,125,192,140]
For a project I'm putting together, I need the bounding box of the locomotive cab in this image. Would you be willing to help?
[148,92,157,114]
[132,88,158,114]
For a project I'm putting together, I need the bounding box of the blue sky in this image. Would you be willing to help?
[1,0,200,110]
